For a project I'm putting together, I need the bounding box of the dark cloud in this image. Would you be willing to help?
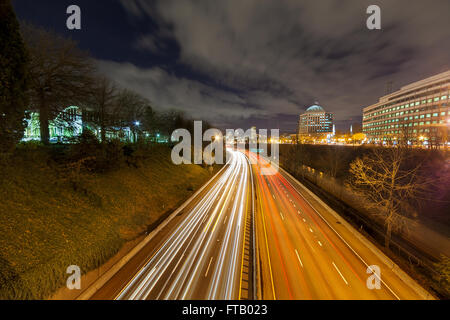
[14,0,450,132]
[111,0,449,131]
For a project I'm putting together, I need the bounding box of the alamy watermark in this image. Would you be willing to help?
[66,5,81,30]
[170,121,279,175]
[65,5,381,31]
[366,5,381,30]
[66,265,81,290]
[366,265,382,290]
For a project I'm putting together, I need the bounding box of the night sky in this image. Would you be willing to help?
[12,0,450,132]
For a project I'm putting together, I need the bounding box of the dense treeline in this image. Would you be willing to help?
[1,1,200,150]
[0,0,29,152]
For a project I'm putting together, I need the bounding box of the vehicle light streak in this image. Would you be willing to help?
[116,150,251,300]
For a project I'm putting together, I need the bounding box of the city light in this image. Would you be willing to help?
[1,0,448,306]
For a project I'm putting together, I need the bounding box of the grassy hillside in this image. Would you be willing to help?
[0,143,218,299]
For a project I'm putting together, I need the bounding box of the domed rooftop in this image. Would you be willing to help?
[305,104,325,113]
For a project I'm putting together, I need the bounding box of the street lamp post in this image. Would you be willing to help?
[133,121,140,143]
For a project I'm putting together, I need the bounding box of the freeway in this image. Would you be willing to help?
[91,150,252,300]
[248,151,428,300]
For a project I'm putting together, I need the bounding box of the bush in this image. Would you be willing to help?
[434,255,450,297]
[68,131,125,173]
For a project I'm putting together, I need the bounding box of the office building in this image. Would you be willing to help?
[298,104,333,136]
[362,71,449,145]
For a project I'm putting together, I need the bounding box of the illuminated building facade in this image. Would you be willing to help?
[298,104,333,136]
[22,106,137,143]
[363,70,450,145]
[23,106,85,143]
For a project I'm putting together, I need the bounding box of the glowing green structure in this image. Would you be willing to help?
[22,106,135,143]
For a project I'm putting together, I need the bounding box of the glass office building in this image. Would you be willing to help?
[298,104,334,136]
[363,71,449,146]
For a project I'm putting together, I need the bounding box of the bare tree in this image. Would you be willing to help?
[425,125,448,150]
[22,23,95,144]
[325,146,346,178]
[142,105,159,138]
[88,76,117,143]
[158,110,191,137]
[348,146,423,249]
[397,128,414,148]
[286,143,311,179]
[115,89,150,142]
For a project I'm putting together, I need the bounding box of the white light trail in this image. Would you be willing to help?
[116,150,250,300]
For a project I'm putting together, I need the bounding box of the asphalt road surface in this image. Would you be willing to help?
[92,149,428,300]
[247,151,426,300]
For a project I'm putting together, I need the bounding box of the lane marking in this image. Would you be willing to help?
[278,168,402,300]
[257,173,297,299]
[130,267,156,299]
[295,249,304,268]
[112,160,232,300]
[205,257,214,277]
[318,241,323,247]
[332,262,348,285]
[280,212,285,221]
[309,228,313,233]
[238,180,250,300]
[171,254,184,275]
[258,177,276,300]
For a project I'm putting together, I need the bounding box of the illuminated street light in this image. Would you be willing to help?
[134,121,140,126]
